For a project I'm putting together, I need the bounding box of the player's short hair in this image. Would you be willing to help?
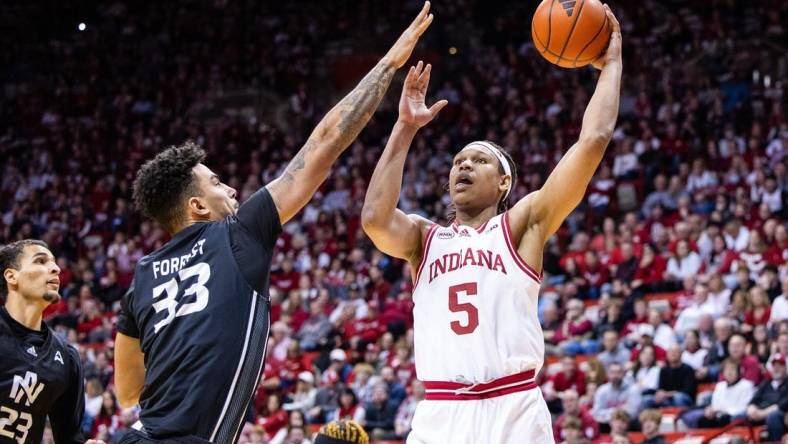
[314,420,369,444]
[132,141,206,233]
[0,239,50,297]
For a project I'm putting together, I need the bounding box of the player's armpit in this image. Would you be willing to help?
[362,211,430,263]
[114,332,146,408]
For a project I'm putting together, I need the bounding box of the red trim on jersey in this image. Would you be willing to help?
[451,220,489,233]
[502,212,543,284]
[422,369,537,400]
[413,224,439,286]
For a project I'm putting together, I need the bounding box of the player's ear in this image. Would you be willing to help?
[187,196,211,217]
[499,175,511,193]
[4,268,18,288]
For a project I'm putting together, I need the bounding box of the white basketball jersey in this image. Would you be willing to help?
[412,212,544,383]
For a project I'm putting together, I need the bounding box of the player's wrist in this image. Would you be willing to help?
[395,119,421,132]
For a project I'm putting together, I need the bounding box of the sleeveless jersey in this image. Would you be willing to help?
[119,218,270,443]
[412,212,544,383]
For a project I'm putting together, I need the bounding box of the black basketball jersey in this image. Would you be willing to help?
[0,307,85,444]
[117,188,280,443]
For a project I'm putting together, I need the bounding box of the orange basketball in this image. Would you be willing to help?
[531,0,611,68]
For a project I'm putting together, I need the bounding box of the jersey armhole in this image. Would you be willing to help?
[412,224,439,286]
[502,212,543,284]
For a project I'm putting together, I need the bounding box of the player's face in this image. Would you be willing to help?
[6,245,61,304]
[449,148,509,211]
[192,163,239,220]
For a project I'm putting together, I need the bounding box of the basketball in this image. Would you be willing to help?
[531,0,611,68]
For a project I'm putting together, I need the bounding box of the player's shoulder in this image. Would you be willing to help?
[44,328,81,365]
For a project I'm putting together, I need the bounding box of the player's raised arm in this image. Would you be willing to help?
[510,5,622,244]
[361,62,447,262]
[266,2,434,225]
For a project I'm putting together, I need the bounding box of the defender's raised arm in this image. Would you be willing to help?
[267,2,435,224]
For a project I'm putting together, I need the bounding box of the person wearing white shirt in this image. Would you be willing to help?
[681,330,709,371]
[770,275,788,326]
[723,219,750,252]
[666,240,703,281]
[707,274,732,317]
[648,309,678,350]
[675,284,722,336]
[681,360,754,428]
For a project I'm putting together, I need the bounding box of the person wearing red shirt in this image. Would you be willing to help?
[631,244,666,292]
[553,389,600,442]
[725,334,764,385]
[630,324,667,363]
[256,393,288,438]
[580,250,611,299]
[742,286,771,334]
[554,299,596,355]
[269,258,300,293]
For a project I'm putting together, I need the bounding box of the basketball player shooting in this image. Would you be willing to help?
[361,6,621,444]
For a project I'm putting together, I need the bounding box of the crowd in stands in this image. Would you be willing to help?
[1,0,787,443]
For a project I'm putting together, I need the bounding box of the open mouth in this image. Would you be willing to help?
[454,173,474,191]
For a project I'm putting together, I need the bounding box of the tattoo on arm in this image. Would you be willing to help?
[335,62,395,147]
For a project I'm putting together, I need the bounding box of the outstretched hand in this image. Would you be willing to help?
[398,61,448,128]
[592,4,622,70]
[384,2,434,69]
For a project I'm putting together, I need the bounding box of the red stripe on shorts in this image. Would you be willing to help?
[422,369,537,401]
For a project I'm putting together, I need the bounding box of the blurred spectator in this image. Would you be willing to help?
[681,359,754,429]
[270,410,308,444]
[726,334,764,385]
[545,355,588,413]
[555,299,595,356]
[364,384,397,440]
[553,389,599,442]
[597,330,630,370]
[283,371,317,413]
[645,345,695,408]
[331,387,365,424]
[591,363,641,426]
[393,379,424,439]
[638,409,666,444]
[746,353,788,442]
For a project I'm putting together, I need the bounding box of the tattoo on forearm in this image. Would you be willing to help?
[274,62,394,191]
[335,63,395,146]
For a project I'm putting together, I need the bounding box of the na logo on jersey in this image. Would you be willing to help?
[10,371,45,406]
[560,0,577,16]
[438,231,455,240]
[54,351,64,365]
[26,346,37,357]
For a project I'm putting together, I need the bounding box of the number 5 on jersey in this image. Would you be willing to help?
[152,262,211,333]
[448,282,478,335]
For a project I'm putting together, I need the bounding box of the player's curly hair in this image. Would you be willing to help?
[0,239,49,297]
[132,141,206,233]
[314,420,369,444]
[446,140,518,222]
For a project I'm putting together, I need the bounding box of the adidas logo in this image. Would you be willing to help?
[560,0,577,16]
[26,346,37,357]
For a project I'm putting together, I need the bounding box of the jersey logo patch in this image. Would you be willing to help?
[25,346,36,357]
[437,231,455,240]
[54,351,64,365]
[459,228,471,237]
[11,371,45,406]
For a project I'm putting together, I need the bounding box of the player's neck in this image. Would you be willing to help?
[4,295,45,331]
[453,206,498,229]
